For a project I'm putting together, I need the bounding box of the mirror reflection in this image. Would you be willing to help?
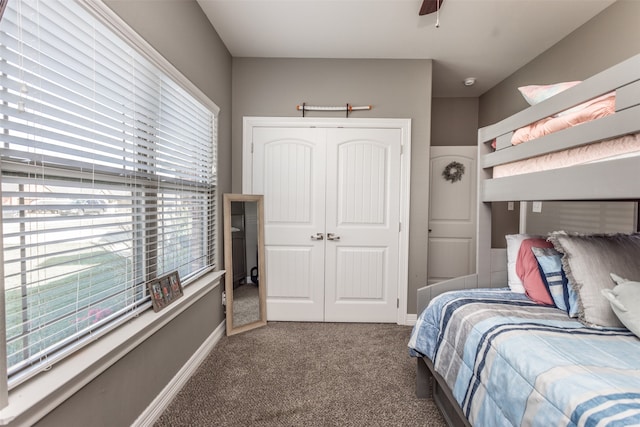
[223,194,266,335]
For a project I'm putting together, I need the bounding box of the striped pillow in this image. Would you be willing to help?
[532,247,578,317]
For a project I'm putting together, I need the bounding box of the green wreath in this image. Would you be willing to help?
[442,161,465,183]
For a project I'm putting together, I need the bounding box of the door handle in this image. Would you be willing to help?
[310,232,324,240]
[327,233,340,241]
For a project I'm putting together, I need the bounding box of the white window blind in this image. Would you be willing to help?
[0,0,217,386]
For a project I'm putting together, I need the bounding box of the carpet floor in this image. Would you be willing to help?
[155,322,446,426]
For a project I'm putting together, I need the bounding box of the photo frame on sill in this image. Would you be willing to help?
[147,271,183,312]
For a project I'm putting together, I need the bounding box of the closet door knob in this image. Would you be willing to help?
[327,233,341,241]
[310,232,324,240]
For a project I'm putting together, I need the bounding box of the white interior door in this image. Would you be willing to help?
[427,146,477,285]
[250,123,404,323]
[324,128,401,322]
[252,127,326,321]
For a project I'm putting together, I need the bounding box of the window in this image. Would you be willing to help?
[0,0,218,389]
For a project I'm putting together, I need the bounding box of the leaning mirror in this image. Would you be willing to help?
[223,194,267,335]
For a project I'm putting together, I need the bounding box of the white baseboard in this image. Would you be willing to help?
[132,320,226,427]
[405,314,417,326]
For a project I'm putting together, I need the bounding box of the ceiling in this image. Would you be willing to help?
[196,0,616,97]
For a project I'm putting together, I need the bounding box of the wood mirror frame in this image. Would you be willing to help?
[223,193,267,335]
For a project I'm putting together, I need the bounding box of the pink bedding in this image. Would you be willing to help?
[490,91,640,178]
[511,93,616,145]
[493,133,640,178]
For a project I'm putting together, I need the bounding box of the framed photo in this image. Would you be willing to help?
[147,271,183,312]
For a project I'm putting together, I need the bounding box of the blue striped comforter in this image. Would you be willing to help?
[408,289,640,427]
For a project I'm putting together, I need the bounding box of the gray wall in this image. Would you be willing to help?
[232,58,432,314]
[34,292,221,427]
[431,97,478,147]
[479,0,640,247]
[34,1,232,426]
[480,0,640,126]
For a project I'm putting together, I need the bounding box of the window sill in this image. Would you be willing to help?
[0,270,224,426]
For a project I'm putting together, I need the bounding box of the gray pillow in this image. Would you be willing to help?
[548,232,640,328]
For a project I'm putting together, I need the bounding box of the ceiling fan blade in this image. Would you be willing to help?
[419,0,444,16]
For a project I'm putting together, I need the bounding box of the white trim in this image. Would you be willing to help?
[242,117,411,325]
[405,314,417,326]
[397,120,412,325]
[0,271,223,427]
[519,201,528,233]
[132,320,227,427]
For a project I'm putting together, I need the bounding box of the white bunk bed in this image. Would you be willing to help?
[411,53,640,427]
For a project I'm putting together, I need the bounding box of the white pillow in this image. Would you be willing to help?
[518,81,581,106]
[602,273,640,338]
[505,234,538,293]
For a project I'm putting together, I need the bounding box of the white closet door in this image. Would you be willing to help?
[427,146,477,285]
[252,127,326,321]
[251,124,403,323]
[324,128,401,322]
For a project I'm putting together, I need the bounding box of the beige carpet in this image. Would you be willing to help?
[155,322,446,426]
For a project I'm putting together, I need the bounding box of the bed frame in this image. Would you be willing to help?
[415,52,640,427]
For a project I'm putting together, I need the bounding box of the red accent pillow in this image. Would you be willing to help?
[516,238,555,305]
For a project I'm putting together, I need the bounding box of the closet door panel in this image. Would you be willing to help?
[324,128,401,322]
[252,127,326,321]
[334,247,387,299]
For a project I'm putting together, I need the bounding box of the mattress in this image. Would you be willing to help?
[493,133,640,178]
[408,288,640,427]
[490,89,640,178]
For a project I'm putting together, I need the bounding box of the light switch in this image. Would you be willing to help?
[532,201,543,213]
[507,201,514,211]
